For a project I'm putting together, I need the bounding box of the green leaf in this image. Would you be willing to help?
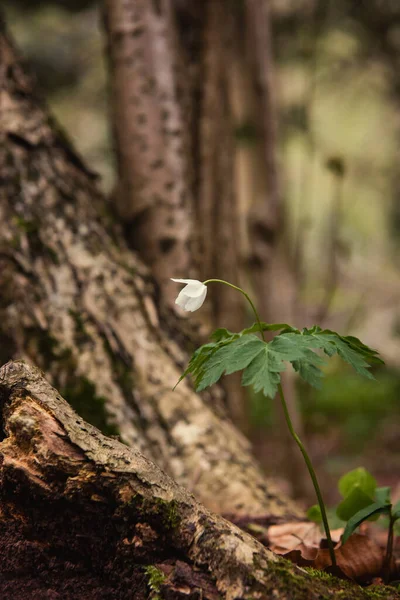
[292,360,324,389]
[336,487,376,521]
[375,486,391,505]
[341,503,391,545]
[241,345,286,397]
[210,328,239,342]
[299,327,382,378]
[197,335,265,392]
[242,322,297,336]
[393,501,400,522]
[307,504,322,523]
[338,467,377,499]
[174,338,233,390]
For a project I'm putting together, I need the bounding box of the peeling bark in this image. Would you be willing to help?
[0,22,298,519]
[1,361,397,600]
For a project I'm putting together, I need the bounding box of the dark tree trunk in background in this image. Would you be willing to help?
[244,0,309,496]
[103,0,197,309]
[0,19,298,519]
[1,361,396,599]
[104,0,246,426]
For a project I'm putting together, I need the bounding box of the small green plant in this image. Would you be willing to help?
[144,565,166,599]
[172,278,384,569]
[308,467,400,580]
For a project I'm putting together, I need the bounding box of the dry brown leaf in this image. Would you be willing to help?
[272,532,387,583]
[268,521,343,552]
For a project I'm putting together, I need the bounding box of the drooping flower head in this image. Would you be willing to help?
[171,279,207,312]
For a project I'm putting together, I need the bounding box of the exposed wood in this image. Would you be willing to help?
[1,361,396,600]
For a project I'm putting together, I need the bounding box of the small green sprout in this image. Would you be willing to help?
[308,467,400,581]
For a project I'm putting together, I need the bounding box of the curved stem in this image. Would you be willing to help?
[203,279,265,341]
[278,382,336,567]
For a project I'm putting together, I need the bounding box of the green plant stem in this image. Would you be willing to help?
[204,279,335,566]
[203,279,266,341]
[277,382,337,567]
[383,514,395,583]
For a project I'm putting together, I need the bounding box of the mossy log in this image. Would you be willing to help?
[0,360,397,600]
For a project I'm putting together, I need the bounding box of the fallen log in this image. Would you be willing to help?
[0,360,397,599]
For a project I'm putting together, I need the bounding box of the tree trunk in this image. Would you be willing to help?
[1,360,396,600]
[244,0,310,497]
[0,19,298,519]
[197,0,246,427]
[104,0,247,426]
[103,0,197,307]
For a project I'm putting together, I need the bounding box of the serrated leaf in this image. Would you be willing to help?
[210,328,238,342]
[174,338,233,390]
[242,322,297,336]
[241,345,286,397]
[269,332,327,361]
[338,467,377,499]
[300,328,381,378]
[341,502,391,545]
[292,360,324,389]
[336,487,375,521]
[196,335,265,392]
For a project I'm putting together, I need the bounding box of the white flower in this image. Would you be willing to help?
[171,278,208,312]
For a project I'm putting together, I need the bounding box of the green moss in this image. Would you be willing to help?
[144,565,165,599]
[14,216,39,234]
[136,497,181,530]
[101,336,135,402]
[258,559,400,600]
[25,327,120,438]
[60,377,120,437]
[68,309,88,337]
[304,567,334,581]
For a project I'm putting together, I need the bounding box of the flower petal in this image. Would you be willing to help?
[183,287,207,311]
[171,278,200,285]
[175,289,191,309]
[181,283,206,298]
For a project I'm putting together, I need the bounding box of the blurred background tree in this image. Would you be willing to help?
[3,0,400,506]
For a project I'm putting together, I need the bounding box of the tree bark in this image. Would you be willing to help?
[1,360,396,600]
[103,0,197,307]
[0,19,298,519]
[197,0,246,427]
[244,0,310,497]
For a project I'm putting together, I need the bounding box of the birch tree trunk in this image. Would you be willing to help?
[1,361,396,600]
[0,18,297,519]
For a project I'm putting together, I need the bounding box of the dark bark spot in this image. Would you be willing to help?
[152,0,163,16]
[131,27,144,38]
[137,114,147,125]
[159,238,176,254]
[150,159,164,170]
